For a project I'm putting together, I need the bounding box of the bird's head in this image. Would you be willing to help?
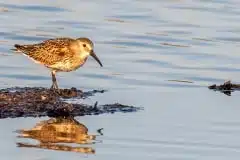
[75,37,103,67]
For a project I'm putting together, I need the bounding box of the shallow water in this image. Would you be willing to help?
[1,0,240,159]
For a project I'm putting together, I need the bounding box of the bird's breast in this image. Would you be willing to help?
[49,57,88,72]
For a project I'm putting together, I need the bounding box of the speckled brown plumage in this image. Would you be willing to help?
[13,37,103,90]
[16,38,79,68]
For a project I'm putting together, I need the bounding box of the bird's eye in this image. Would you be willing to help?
[83,44,86,47]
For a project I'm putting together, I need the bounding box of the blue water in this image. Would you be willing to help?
[1,0,240,159]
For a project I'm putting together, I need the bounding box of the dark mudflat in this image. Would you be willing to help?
[0,87,141,119]
[208,81,240,96]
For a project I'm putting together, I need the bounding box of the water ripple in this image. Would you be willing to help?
[0,3,68,12]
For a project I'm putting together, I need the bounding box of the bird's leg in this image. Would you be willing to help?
[50,70,59,91]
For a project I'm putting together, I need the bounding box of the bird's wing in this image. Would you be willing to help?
[14,38,75,66]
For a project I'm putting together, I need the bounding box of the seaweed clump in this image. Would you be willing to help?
[208,81,240,96]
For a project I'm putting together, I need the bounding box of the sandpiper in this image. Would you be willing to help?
[13,37,103,90]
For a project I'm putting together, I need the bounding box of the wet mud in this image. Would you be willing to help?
[0,87,141,119]
[208,81,240,96]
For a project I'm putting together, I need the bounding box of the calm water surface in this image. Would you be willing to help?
[1,0,240,159]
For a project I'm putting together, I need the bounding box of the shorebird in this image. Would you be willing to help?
[13,37,103,90]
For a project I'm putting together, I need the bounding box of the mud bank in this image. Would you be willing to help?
[0,87,141,118]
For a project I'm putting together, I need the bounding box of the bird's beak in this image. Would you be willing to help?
[90,50,103,67]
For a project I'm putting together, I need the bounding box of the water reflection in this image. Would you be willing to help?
[16,116,99,154]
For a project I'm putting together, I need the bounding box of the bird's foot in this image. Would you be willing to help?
[50,84,60,94]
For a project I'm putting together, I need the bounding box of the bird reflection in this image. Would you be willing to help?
[16,116,99,154]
